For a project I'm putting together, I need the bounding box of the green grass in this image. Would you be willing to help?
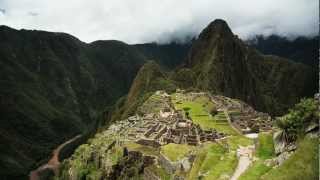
[226,135,254,151]
[187,142,238,180]
[161,143,194,162]
[173,100,237,135]
[147,165,172,180]
[239,161,272,180]
[262,137,319,180]
[256,132,275,159]
[124,141,159,156]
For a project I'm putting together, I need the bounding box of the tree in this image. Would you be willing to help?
[209,106,218,116]
[275,98,319,142]
[185,111,190,119]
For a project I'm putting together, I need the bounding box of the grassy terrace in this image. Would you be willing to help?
[187,142,238,180]
[124,141,160,156]
[172,94,237,135]
[160,143,195,162]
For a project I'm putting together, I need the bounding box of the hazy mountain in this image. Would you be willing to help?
[248,35,319,67]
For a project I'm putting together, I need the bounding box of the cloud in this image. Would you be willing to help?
[0,9,5,14]
[0,0,318,44]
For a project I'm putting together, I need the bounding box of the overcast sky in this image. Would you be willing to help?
[0,0,318,44]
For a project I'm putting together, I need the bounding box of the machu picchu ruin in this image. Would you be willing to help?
[57,90,299,180]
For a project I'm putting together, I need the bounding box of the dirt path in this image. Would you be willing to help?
[231,145,254,180]
[29,134,82,180]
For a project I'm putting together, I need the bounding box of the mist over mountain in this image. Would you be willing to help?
[1,0,318,43]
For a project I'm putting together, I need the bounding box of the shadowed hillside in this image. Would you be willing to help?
[0,26,146,179]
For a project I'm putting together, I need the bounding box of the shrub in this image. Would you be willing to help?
[209,107,218,116]
[275,98,319,142]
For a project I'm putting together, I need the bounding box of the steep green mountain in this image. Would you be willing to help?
[248,35,319,67]
[112,61,177,120]
[0,26,146,179]
[183,19,317,115]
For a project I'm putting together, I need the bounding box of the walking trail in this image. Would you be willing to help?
[231,145,254,180]
[29,134,82,180]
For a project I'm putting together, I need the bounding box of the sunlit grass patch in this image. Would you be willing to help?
[256,132,275,159]
[174,100,237,135]
[161,143,194,162]
[262,137,319,180]
[187,142,238,180]
[124,141,159,156]
[239,160,272,180]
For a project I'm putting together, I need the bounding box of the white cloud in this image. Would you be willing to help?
[0,0,318,44]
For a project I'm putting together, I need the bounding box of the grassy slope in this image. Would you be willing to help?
[262,137,319,180]
[187,142,238,180]
[160,143,194,162]
[239,132,275,180]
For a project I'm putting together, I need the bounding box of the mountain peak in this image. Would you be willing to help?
[201,19,233,38]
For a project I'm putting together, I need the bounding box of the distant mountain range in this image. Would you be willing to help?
[0,20,317,179]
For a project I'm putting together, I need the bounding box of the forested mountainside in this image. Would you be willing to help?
[0,26,147,179]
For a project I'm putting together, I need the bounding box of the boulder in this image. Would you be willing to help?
[273,131,287,155]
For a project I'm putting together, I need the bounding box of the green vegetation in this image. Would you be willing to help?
[124,142,159,156]
[58,132,123,180]
[262,137,319,180]
[256,132,275,159]
[188,142,238,180]
[226,135,254,151]
[117,61,177,119]
[173,97,237,135]
[239,161,272,180]
[147,165,172,180]
[185,19,316,116]
[161,143,194,162]
[239,132,275,180]
[276,98,319,142]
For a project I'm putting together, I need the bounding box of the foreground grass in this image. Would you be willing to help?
[239,161,272,180]
[239,132,275,180]
[187,142,238,180]
[256,132,275,159]
[161,143,194,162]
[262,137,319,180]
